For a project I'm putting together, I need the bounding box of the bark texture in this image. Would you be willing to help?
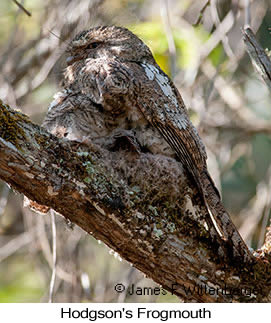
[0,100,271,302]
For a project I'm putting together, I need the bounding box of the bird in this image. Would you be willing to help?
[43,26,253,262]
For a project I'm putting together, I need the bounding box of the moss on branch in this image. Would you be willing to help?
[0,100,29,149]
[0,101,271,302]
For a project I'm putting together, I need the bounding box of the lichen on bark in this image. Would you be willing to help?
[0,100,29,149]
[1,101,271,302]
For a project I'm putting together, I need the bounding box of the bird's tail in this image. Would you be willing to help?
[200,169,253,263]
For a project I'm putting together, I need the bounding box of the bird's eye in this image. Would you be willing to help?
[86,42,100,50]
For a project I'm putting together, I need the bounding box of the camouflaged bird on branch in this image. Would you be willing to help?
[43,26,253,263]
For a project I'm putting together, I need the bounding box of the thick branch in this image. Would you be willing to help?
[242,27,271,91]
[0,101,271,302]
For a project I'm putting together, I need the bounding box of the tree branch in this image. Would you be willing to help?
[12,0,32,17]
[242,27,271,91]
[0,100,271,302]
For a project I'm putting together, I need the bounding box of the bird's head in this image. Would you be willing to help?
[65,26,155,66]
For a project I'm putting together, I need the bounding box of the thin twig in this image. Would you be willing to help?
[258,167,271,249]
[242,27,271,91]
[48,30,63,41]
[193,0,210,26]
[35,214,73,283]
[12,0,32,17]
[0,4,20,72]
[0,183,10,217]
[239,167,271,246]
[210,0,234,59]
[200,10,235,60]
[0,230,35,262]
[244,0,251,28]
[201,60,256,123]
[160,0,177,79]
[48,210,57,303]
[189,10,235,83]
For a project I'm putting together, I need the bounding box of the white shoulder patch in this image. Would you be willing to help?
[141,63,178,108]
[143,64,155,80]
[141,63,188,129]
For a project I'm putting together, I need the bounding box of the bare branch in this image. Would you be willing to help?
[12,0,32,17]
[199,10,235,63]
[48,210,57,303]
[193,0,210,26]
[210,0,234,59]
[242,27,271,91]
[0,229,35,262]
[244,0,251,27]
[160,0,177,78]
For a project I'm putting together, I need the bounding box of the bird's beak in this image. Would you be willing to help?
[66,55,80,66]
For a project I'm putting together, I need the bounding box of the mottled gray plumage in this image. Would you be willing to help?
[43,26,252,262]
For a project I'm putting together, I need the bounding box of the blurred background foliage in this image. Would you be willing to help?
[0,0,271,302]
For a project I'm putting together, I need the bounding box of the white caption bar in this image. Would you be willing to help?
[0,303,267,322]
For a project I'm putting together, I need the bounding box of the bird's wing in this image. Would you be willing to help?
[152,118,206,179]
[80,58,207,180]
[42,89,75,131]
[136,62,207,178]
